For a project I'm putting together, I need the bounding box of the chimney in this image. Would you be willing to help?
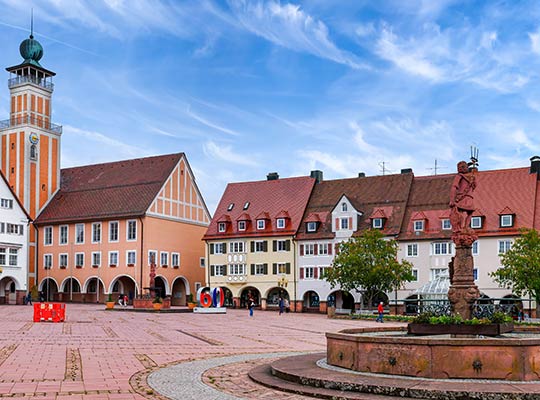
[358,172,365,178]
[530,156,540,178]
[267,172,279,181]
[310,170,323,183]
[401,168,413,174]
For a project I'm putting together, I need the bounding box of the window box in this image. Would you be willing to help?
[75,265,83,269]
[92,265,99,268]
[173,265,179,269]
[408,322,513,336]
[127,263,135,267]
[59,265,66,269]
[162,265,168,268]
[109,264,117,268]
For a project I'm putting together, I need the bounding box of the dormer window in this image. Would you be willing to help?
[238,221,246,231]
[218,222,226,232]
[227,203,234,211]
[307,222,317,232]
[341,202,348,212]
[441,219,451,230]
[340,218,349,229]
[500,214,513,227]
[277,218,285,229]
[372,218,383,229]
[414,220,424,232]
[471,216,482,229]
[257,220,265,230]
[243,202,250,210]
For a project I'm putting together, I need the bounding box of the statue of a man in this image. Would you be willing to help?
[449,161,476,234]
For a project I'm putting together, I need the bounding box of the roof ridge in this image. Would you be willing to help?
[60,181,162,193]
[61,152,183,172]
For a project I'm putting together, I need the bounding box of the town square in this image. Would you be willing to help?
[2,1,540,399]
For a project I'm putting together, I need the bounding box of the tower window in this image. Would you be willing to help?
[30,144,37,160]
[10,168,14,174]
[10,143,14,150]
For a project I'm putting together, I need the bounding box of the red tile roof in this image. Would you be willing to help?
[34,153,183,225]
[296,173,414,240]
[203,176,315,239]
[399,167,539,240]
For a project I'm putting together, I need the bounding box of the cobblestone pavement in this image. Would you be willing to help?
[0,304,402,399]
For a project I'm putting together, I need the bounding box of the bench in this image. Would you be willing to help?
[335,308,352,315]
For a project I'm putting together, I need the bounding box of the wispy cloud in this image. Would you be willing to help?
[227,0,366,69]
[203,140,259,166]
[186,106,241,136]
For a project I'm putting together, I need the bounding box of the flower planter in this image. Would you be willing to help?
[188,302,197,310]
[153,303,162,311]
[407,322,514,336]
[105,301,115,309]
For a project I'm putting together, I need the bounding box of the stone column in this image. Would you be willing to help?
[260,298,267,310]
[319,300,328,314]
[294,300,303,313]
[448,242,479,320]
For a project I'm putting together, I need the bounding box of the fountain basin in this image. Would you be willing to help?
[327,326,540,381]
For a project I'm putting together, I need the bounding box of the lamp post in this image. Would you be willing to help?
[70,242,73,302]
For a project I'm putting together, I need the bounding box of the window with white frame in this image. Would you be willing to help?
[127,220,137,241]
[8,249,17,266]
[307,222,317,232]
[254,241,265,252]
[200,257,205,267]
[238,221,246,231]
[407,243,418,257]
[304,243,315,256]
[430,268,448,280]
[44,254,52,269]
[229,263,246,275]
[254,264,265,275]
[148,250,157,265]
[342,202,348,211]
[471,216,482,229]
[92,252,101,267]
[432,242,452,255]
[441,219,451,230]
[59,253,68,268]
[127,250,136,265]
[472,241,479,256]
[109,221,119,242]
[75,224,84,244]
[414,220,424,231]
[318,243,329,255]
[44,226,53,245]
[0,198,13,209]
[75,253,84,267]
[412,269,418,281]
[214,243,225,254]
[0,249,7,265]
[372,218,383,229]
[229,241,245,253]
[277,218,285,229]
[277,263,288,274]
[92,223,101,243]
[59,225,68,245]
[6,224,23,235]
[304,266,315,279]
[214,265,226,276]
[172,252,179,268]
[109,251,119,266]
[500,215,513,227]
[160,252,169,267]
[257,220,265,230]
[473,268,478,280]
[340,218,349,229]
[276,240,288,252]
[498,240,512,254]
[218,222,226,232]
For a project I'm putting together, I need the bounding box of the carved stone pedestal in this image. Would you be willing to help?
[448,238,479,320]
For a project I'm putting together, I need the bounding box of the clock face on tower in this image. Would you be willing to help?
[29,132,39,144]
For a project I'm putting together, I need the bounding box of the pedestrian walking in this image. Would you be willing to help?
[26,293,32,305]
[284,298,290,313]
[278,297,284,315]
[376,302,384,323]
[248,296,255,317]
[123,294,128,308]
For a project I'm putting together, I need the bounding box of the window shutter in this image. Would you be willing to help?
[300,268,304,279]
[285,240,290,251]
[349,217,353,229]
[210,243,214,254]
[314,244,318,255]
[263,263,268,274]
[19,225,23,235]
[263,241,268,252]
[286,262,291,274]
[273,240,277,251]
[210,265,215,276]
[300,245,304,256]
[250,241,255,252]
[335,218,339,229]
[223,265,227,276]
[251,264,255,275]
[314,267,319,279]
[273,263,277,274]
[222,243,227,254]
[328,243,332,255]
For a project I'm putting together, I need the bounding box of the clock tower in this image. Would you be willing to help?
[1,29,61,288]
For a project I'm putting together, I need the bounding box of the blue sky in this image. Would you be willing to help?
[1,0,540,213]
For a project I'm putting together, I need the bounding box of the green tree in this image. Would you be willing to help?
[490,228,540,315]
[323,229,415,308]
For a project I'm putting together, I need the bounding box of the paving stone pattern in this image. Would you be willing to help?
[0,304,399,399]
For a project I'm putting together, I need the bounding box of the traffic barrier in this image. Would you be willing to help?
[33,302,65,323]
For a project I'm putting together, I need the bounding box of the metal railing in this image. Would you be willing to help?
[8,75,54,91]
[0,115,62,134]
[403,298,523,318]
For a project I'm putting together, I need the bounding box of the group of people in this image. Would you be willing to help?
[118,294,129,307]
[278,296,290,315]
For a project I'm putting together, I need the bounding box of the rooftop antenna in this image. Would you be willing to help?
[427,159,446,175]
[469,145,479,171]
[30,8,34,39]
[378,161,392,176]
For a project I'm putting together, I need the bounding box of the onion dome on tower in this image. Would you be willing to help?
[19,33,44,68]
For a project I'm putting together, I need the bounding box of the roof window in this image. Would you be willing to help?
[243,202,250,210]
[227,203,234,211]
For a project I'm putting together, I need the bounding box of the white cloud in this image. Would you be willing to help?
[227,0,365,69]
[186,107,241,136]
[203,140,259,166]
[529,30,540,54]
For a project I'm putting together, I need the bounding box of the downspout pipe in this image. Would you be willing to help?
[139,217,144,298]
